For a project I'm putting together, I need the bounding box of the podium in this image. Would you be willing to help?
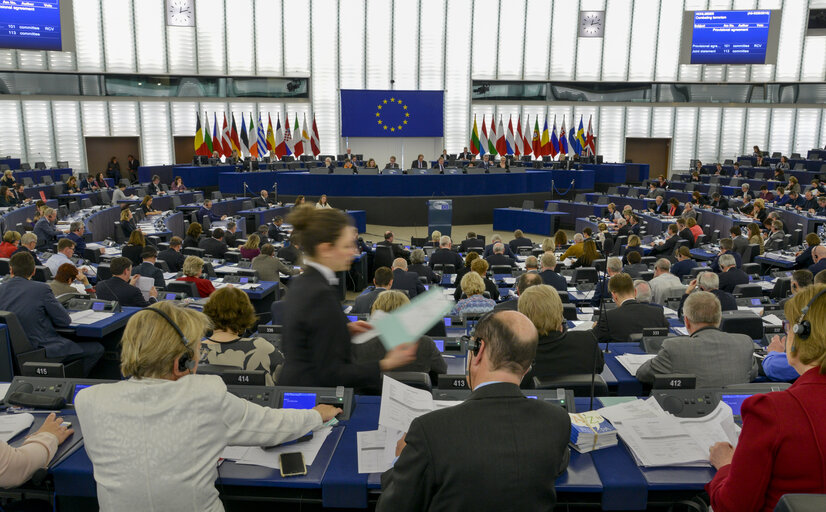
[427,199,452,238]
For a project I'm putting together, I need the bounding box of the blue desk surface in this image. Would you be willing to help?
[71,307,140,338]
[138,164,237,188]
[492,208,567,236]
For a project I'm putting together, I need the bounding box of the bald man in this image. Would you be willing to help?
[390,258,425,298]
[809,246,826,275]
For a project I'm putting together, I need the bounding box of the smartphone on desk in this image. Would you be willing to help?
[279,452,307,477]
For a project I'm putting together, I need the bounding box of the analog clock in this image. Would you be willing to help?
[579,10,605,38]
[166,0,195,27]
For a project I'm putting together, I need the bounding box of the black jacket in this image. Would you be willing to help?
[428,248,464,270]
[508,237,533,254]
[718,268,749,294]
[409,263,439,284]
[377,383,570,512]
[133,261,165,288]
[677,289,737,318]
[198,237,228,258]
[593,299,669,343]
[458,238,485,254]
[539,269,567,291]
[376,240,410,262]
[649,235,678,257]
[524,329,604,387]
[391,268,426,298]
[95,276,154,308]
[121,244,144,266]
[158,248,185,273]
[485,253,517,269]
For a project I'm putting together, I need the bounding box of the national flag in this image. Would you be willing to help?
[274,115,286,159]
[229,114,241,154]
[576,116,587,156]
[221,113,232,157]
[310,114,321,157]
[293,115,304,157]
[488,116,498,156]
[514,115,523,157]
[249,113,258,158]
[204,113,213,154]
[541,118,550,156]
[301,114,311,157]
[531,117,541,158]
[505,115,515,156]
[194,112,206,156]
[559,117,569,155]
[479,115,488,156]
[266,114,276,154]
[569,118,579,156]
[212,114,221,157]
[256,113,267,157]
[239,114,249,157]
[586,115,596,156]
[470,115,481,155]
[520,115,532,157]
[283,113,293,156]
[495,116,507,156]
[549,116,559,158]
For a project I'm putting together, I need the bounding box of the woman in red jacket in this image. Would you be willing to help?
[707,284,826,511]
[176,255,215,298]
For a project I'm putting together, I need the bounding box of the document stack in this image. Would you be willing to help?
[569,411,618,453]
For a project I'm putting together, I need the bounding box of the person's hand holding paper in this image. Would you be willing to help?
[348,320,373,336]
[379,343,418,371]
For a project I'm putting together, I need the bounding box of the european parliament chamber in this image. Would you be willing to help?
[1,1,826,511]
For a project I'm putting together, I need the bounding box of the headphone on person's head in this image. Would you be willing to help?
[464,311,496,356]
[142,307,195,373]
[792,287,826,343]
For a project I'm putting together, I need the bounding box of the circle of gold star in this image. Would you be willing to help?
[376,97,410,132]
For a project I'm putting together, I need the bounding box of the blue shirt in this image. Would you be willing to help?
[67,232,87,257]
[762,352,799,382]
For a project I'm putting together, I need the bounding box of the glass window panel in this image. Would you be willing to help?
[720,108,745,162]
[744,108,769,157]
[255,0,283,76]
[81,101,109,136]
[22,100,55,166]
[576,39,603,81]
[471,0,498,80]
[283,1,310,75]
[800,36,826,82]
[496,0,525,80]
[52,101,85,171]
[596,106,623,164]
[702,66,725,82]
[654,0,683,82]
[140,102,172,166]
[696,107,721,163]
[195,0,226,75]
[0,101,24,160]
[651,106,674,138]
[392,0,419,89]
[625,107,651,138]
[601,0,631,81]
[672,107,698,171]
[0,50,15,70]
[726,66,748,82]
[419,0,446,89]
[167,25,197,74]
[101,0,136,73]
[311,0,338,155]
[774,0,807,81]
[48,52,75,71]
[678,0,703,85]
[549,1,577,81]
[225,0,254,75]
[73,0,104,72]
[768,108,795,157]
[16,51,46,71]
[365,0,392,89]
[339,0,366,90]
[443,0,472,152]
[627,0,659,81]
[134,0,167,74]
[793,109,820,157]
[171,102,198,137]
[109,101,139,136]
[522,0,551,80]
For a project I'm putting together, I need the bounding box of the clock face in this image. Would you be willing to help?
[167,0,195,27]
[579,10,605,38]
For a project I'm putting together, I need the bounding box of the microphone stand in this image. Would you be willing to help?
[590,271,610,411]
[272,182,278,205]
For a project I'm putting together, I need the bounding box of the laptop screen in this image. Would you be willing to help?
[720,394,752,416]
[281,392,317,410]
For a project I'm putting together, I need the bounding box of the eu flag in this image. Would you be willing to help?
[340,90,444,137]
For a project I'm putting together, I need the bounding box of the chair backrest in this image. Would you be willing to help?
[432,263,456,274]
[33,266,51,282]
[166,280,199,298]
[183,246,206,258]
[532,374,608,397]
[373,245,394,269]
[211,191,223,200]
[572,267,598,284]
[743,244,760,264]
[773,494,826,512]
[719,310,763,339]
[521,200,534,210]
[0,310,37,373]
[732,283,762,297]
[242,200,254,210]
[490,265,512,275]
[771,277,792,300]
[384,372,432,392]
[0,258,8,276]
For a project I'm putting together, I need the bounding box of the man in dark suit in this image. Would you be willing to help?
[376,311,570,512]
[478,154,492,170]
[676,270,737,319]
[34,208,64,249]
[223,221,238,248]
[593,273,669,343]
[391,259,425,298]
[96,257,158,307]
[494,272,542,311]
[717,253,749,294]
[457,147,473,160]
[147,175,165,196]
[132,246,165,288]
[198,228,228,258]
[11,183,30,204]
[268,216,287,242]
[158,236,186,273]
[196,199,226,224]
[676,219,695,249]
[709,238,742,272]
[11,232,42,265]
[485,243,516,269]
[254,189,272,208]
[538,252,566,291]
[432,156,446,173]
[809,246,826,276]
[428,236,464,271]
[508,230,533,254]
[730,226,749,256]
[376,231,410,263]
[764,220,786,252]
[385,156,399,169]
[0,252,103,376]
[411,154,427,169]
[126,154,140,183]
[278,235,302,265]
[483,235,515,258]
[649,195,668,215]
[615,218,632,238]
[459,232,485,254]
[708,192,729,210]
[649,224,679,258]
[353,267,393,314]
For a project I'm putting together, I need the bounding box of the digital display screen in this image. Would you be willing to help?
[433,339,444,352]
[72,384,90,402]
[346,315,358,322]
[92,302,105,311]
[721,394,752,416]
[526,395,538,399]
[0,0,64,51]
[239,277,248,284]
[444,317,451,327]
[282,392,317,410]
[751,298,761,306]
[423,285,429,291]
[165,293,176,300]
[690,11,771,64]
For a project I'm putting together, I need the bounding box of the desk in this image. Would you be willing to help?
[492,208,567,236]
[0,200,58,235]
[138,164,238,188]
[237,205,292,234]
[0,157,21,169]
[13,168,72,184]
[84,206,122,241]
[348,210,367,234]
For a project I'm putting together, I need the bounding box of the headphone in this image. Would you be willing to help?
[792,287,826,343]
[142,307,196,373]
[463,311,496,356]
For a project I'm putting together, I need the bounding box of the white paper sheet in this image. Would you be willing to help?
[69,310,113,325]
[357,429,391,474]
[615,354,657,375]
[0,413,34,442]
[378,375,435,433]
[763,314,783,326]
[136,276,154,301]
[569,320,594,332]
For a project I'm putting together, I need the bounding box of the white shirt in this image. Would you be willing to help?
[75,374,322,512]
[44,252,75,276]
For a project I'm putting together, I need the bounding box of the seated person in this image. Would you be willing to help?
[196,199,227,224]
[277,235,303,265]
[147,175,165,196]
[408,248,439,283]
[198,228,228,259]
[670,246,697,279]
[183,223,203,250]
[139,196,162,216]
[707,192,729,210]
[428,235,464,270]
[390,258,425,299]
[0,230,21,259]
[45,238,91,278]
[176,255,216,298]
[122,230,148,266]
[251,243,299,283]
[0,412,74,488]
[454,258,499,302]
[376,231,409,262]
[622,251,648,279]
[709,238,743,272]
[351,290,447,377]
[11,232,41,265]
[706,284,826,511]
[637,291,757,387]
[75,302,339,510]
[111,183,137,205]
[676,271,737,318]
[239,234,261,260]
[518,284,603,387]
[649,258,683,304]
[96,256,158,307]
[267,216,287,242]
[810,246,826,275]
[132,246,166,289]
[458,232,485,254]
[508,229,533,254]
[49,262,94,298]
[158,236,186,273]
[717,254,749,294]
[0,252,103,375]
[483,234,515,258]
[649,224,679,257]
[538,252,566,291]
[450,272,495,316]
[570,239,600,269]
[621,235,643,265]
[560,233,585,261]
[495,272,543,311]
[484,242,516,269]
[353,266,394,315]
[201,286,286,386]
[593,273,668,343]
